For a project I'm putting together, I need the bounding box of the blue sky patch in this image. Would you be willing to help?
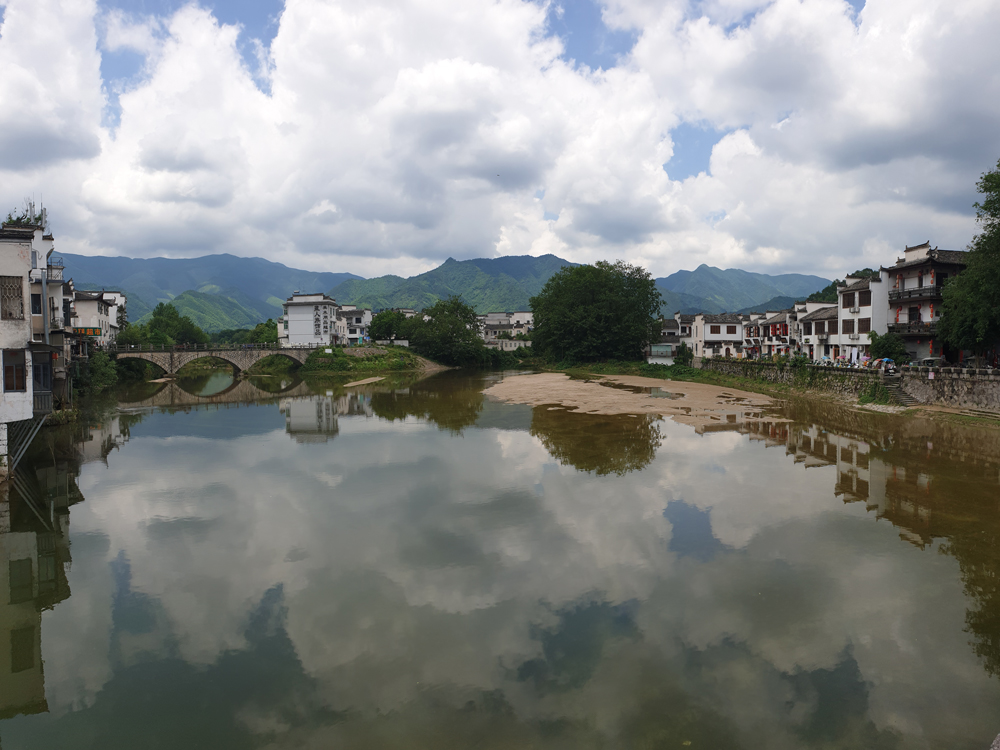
[664,123,728,181]
[545,0,637,71]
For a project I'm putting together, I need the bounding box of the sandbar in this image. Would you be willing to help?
[343,376,385,387]
[483,372,778,430]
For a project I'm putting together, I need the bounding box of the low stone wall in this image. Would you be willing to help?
[701,359,881,397]
[899,366,1000,410]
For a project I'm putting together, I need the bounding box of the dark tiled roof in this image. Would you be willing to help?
[840,278,872,293]
[763,312,789,325]
[702,313,743,323]
[798,306,838,321]
[661,319,679,330]
[883,248,968,272]
[675,313,696,322]
[0,227,36,240]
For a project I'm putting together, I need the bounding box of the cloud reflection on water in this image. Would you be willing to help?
[2,376,1000,748]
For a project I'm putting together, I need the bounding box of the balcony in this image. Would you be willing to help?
[33,390,53,416]
[889,286,942,302]
[888,321,936,335]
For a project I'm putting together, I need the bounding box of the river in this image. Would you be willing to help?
[1,370,999,749]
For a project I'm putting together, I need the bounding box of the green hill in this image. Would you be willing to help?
[734,296,799,314]
[329,255,577,312]
[657,265,828,311]
[135,290,265,332]
[61,253,362,323]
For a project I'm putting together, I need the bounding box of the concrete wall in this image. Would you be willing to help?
[899,366,1000,410]
[702,359,882,397]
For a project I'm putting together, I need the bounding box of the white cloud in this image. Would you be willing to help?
[1,0,998,277]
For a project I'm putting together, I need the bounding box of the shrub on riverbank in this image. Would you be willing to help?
[299,346,423,373]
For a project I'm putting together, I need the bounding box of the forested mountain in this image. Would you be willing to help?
[657,264,829,312]
[329,255,575,313]
[61,253,361,329]
[62,251,832,330]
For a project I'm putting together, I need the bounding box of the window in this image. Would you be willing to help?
[859,290,871,306]
[1,276,24,320]
[831,320,839,334]
[3,350,26,392]
[30,293,42,315]
[858,318,871,334]
[355,317,362,324]
[937,272,948,287]
[9,558,33,604]
[842,292,855,308]
[842,319,855,334]
[727,325,737,335]
[803,322,812,335]
[10,626,34,673]
[815,321,825,334]
[908,306,920,323]
[710,325,720,334]
[32,361,51,391]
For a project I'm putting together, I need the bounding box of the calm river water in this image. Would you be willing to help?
[2,370,999,749]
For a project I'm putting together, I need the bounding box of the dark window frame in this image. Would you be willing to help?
[842,292,855,308]
[3,349,27,392]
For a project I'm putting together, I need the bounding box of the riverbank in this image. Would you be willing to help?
[526,360,1000,428]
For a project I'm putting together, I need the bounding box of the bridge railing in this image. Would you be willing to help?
[101,342,324,353]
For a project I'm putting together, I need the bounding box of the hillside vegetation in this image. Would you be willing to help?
[329,255,574,313]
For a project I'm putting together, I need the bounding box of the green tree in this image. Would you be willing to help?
[370,310,407,341]
[407,296,490,367]
[248,319,278,344]
[674,341,694,366]
[939,157,1000,362]
[529,260,662,362]
[80,350,118,394]
[867,330,910,362]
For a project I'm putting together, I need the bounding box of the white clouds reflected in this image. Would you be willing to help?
[23,394,1000,747]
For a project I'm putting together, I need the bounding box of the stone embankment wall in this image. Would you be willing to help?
[898,366,1000,411]
[701,360,881,396]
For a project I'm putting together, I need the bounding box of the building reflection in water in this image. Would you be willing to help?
[280,392,374,443]
[0,414,137,721]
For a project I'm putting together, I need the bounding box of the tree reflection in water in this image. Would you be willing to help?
[369,372,486,433]
[530,406,663,476]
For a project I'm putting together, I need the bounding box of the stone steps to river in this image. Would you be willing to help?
[882,376,919,407]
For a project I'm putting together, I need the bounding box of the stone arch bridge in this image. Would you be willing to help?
[108,344,315,376]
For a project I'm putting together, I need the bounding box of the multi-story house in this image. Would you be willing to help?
[335,305,372,345]
[0,222,53,479]
[882,242,968,361]
[837,274,889,362]
[696,313,745,359]
[279,293,339,347]
[672,313,698,355]
[648,318,681,363]
[71,291,115,346]
[797,306,839,360]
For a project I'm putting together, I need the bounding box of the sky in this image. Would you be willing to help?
[1,0,998,279]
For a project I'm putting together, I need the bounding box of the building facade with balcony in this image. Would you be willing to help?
[279,293,340,347]
[696,313,745,358]
[882,243,968,361]
[797,306,840,361]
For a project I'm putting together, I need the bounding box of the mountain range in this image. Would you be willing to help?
[61,252,830,331]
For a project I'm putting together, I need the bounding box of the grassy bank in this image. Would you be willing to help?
[298,346,428,373]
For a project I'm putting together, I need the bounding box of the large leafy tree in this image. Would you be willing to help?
[116,303,209,347]
[529,260,662,362]
[939,158,1000,360]
[370,310,407,341]
[406,296,490,366]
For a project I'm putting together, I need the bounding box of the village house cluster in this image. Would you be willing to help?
[478,311,533,351]
[651,242,969,365]
[277,292,374,347]
[0,211,125,479]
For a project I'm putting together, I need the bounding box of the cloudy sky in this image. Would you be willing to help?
[1,0,998,278]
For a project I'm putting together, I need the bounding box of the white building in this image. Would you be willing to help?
[72,291,115,345]
[335,306,372,345]
[837,274,889,363]
[696,314,745,359]
[279,293,339,347]
[0,222,51,480]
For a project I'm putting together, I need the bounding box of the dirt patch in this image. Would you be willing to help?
[483,372,779,430]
